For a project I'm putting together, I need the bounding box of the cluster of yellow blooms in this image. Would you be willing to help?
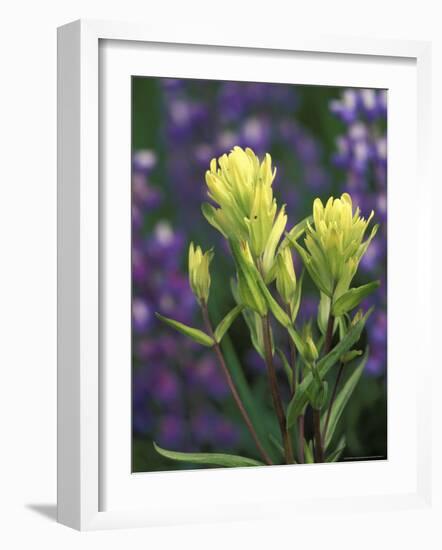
[157,145,379,467]
[189,146,377,317]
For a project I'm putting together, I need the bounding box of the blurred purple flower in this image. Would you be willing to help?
[330,87,387,375]
[156,415,186,449]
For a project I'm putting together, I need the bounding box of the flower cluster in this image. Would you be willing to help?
[296,193,377,300]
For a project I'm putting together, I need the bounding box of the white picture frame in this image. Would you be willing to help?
[57,19,433,531]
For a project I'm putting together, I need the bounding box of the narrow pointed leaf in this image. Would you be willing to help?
[322,349,369,449]
[214,304,244,343]
[286,324,306,359]
[231,279,266,358]
[276,347,293,388]
[290,269,304,323]
[317,292,331,335]
[251,265,306,359]
[153,443,264,468]
[245,309,266,358]
[332,281,380,316]
[326,436,346,462]
[155,313,214,347]
[230,240,267,316]
[290,239,333,297]
[279,215,312,251]
[220,333,278,463]
[252,266,291,327]
[286,309,372,428]
[268,433,285,461]
[304,440,314,464]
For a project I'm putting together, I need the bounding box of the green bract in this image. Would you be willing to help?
[291,193,378,301]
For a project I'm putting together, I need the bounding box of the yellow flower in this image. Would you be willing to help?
[293,193,378,300]
[188,242,213,303]
[202,146,286,270]
[275,247,296,305]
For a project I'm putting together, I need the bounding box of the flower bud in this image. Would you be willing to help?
[340,349,362,364]
[188,242,213,303]
[304,335,319,363]
[351,309,364,326]
[301,322,319,364]
[275,247,296,305]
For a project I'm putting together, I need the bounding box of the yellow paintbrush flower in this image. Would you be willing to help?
[202,146,287,275]
[188,242,213,303]
[292,193,378,300]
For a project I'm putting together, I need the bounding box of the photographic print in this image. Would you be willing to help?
[131,77,387,472]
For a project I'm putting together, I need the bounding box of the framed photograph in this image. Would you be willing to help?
[57,19,432,530]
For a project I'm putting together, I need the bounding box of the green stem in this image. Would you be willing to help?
[285,304,297,396]
[313,408,324,463]
[315,309,335,461]
[298,415,305,464]
[286,302,304,464]
[322,361,345,446]
[261,315,294,465]
[324,311,335,355]
[201,302,273,466]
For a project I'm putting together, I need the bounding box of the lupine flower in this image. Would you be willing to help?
[293,193,378,300]
[131,151,239,452]
[329,88,387,376]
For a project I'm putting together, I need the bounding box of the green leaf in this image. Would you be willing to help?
[289,238,333,297]
[246,309,266,358]
[219,333,279,463]
[230,240,268,316]
[268,433,285,461]
[201,203,227,237]
[326,436,346,462]
[304,440,314,464]
[230,239,290,328]
[286,324,306,360]
[155,313,214,347]
[317,292,331,335]
[252,264,292,327]
[276,347,293,388]
[286,309,372,428]
[231,278,263,358]
[279,215,312,251]
[322,349,369,449]
[332,281,380,317]
[337,315,348,340]
[153,442,264,468]
[214,304,244,343]
[290,269,304,323]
